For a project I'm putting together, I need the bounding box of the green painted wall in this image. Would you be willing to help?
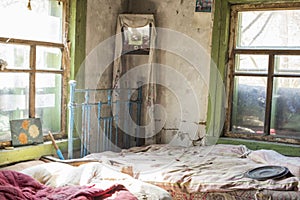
[207,0,230,143]
[69,0,87,81]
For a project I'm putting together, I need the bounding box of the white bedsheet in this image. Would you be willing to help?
[84,144,300,193]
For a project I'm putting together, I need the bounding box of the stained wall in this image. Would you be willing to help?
[85,0,213,145]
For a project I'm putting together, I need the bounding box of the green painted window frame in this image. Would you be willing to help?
[210,0,300,145]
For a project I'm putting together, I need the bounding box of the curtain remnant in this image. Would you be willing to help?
[112,14,157,145]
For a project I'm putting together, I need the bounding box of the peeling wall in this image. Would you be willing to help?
[127,0,213,145]
[85,0,213,146]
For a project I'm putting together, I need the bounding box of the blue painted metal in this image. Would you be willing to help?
[81,90,90,157]
[107,90,113,150]
[67,80,76,159]
[115,99,119,147]
[123,89,130,149]
[67,81,143,158]
[97,102,102,152]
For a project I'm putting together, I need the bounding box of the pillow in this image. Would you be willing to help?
[21,162,75,187]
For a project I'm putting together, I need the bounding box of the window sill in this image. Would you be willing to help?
[217,137,300,157]
[224,132,300,145]
[0,138,80,167]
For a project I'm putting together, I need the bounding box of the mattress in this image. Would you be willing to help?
[84,144,300,199]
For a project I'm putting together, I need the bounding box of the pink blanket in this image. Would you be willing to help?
[0,170,137,200]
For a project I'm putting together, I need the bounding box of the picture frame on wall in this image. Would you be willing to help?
[122,24,151,55]
[195,0,212,12]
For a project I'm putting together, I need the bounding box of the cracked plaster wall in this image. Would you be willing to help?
[86,0,213,146]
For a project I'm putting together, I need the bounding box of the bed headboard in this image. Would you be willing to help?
[67,80,143,159]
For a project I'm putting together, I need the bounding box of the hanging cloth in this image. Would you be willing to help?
[112,14,157,145]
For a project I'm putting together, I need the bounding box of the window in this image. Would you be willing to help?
[0,0,68,144]
[225,3,300,144]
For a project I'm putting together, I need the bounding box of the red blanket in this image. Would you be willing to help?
[0,170,137,200]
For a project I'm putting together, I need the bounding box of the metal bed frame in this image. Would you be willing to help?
[67,80,142,159]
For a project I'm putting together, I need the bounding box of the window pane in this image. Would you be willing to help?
[237,10,300,48]
[0,0,63,43]
[271,78,300,138]
[274,55,300,75]
[36,73,61,135]
[36,46,62,70]
[0,73,29,141]
[235,54,268,73]
[0,43,30,69]
[231,76,267,133]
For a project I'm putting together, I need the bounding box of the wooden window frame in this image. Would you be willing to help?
[210,0,300,145]
[0,0,70,148]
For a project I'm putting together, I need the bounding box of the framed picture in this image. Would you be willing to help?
[195,0,212,12]
[122,24,151,55]
[10,118,43,146]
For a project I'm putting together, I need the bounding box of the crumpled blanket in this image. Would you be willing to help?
[0,170,137,200]
[20,162,172,200]
[247,149,300,177]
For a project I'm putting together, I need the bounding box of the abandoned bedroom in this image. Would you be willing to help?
[1,0,300,199]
